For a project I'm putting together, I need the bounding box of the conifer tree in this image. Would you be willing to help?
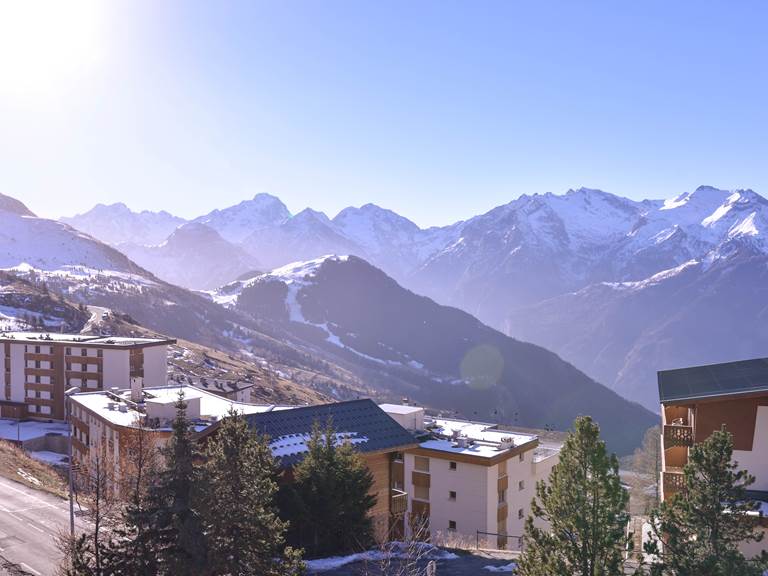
[280,420,376,557]
[645,428,768,576]
[143,391,208,575]
[516,416,633,576]
[199,408,303,576]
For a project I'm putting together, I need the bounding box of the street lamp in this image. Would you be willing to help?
[64,386,80,537]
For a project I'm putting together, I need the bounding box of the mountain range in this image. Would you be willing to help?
[61,185,768,410]
[0,193,655,454]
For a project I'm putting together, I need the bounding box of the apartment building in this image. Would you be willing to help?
[380,405,561,550]
[658,357,768,556]
[0,332,173,420]
[234,399,419,543]
[69,382,284,492]
[71,388,419,543]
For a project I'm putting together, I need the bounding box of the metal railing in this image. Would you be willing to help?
[476,530,524,551]
[391,488,408,515]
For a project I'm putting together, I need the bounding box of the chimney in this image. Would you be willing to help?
[130,376,143,402]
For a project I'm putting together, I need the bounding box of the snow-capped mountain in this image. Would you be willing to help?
[0,200,145,275]
[241,208,364,270]
[506,249,768,411]
[119,223,260,290]
[192,193,291,243]
[61,203,187,246]
[63,185,768,414]
[212,254,655,454]
[411,185,768,321]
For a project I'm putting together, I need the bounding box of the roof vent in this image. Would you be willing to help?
[499,436,516,450]
[118,405,128,413]
[107,402,116,410]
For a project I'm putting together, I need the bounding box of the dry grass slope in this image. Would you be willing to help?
[0,440,67,498]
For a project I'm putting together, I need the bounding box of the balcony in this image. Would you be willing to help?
[663,468,685,495]
[663,424,693,449]
[391,488,408,515]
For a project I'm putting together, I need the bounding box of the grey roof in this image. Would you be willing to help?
[244,398,417,467]
[658,357,768,403]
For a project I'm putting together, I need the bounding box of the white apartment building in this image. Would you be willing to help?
[380,405,560,550]
[69,382,287,491]
[0,332,173,420]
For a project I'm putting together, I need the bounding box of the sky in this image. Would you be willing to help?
[1,1,767,227]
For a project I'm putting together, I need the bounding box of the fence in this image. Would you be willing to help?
[476,530,525,552]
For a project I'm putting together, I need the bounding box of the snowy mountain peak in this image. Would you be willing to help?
[0,193,35,217]
[291,208,331,224]
[61,203,186,246]
[193,194,291,243]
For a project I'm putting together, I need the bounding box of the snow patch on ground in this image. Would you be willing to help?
[0,418,69,442]
[305,542,459,572]
[30,450,68,465]
[484,562,516,572]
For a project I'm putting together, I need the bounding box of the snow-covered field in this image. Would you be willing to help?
[0,418,68,442]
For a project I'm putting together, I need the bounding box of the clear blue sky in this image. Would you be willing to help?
[1,1,766,227]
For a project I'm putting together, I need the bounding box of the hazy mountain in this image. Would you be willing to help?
[193,193,291,243]
[119,223,261,290]
[506,246,768,411]
[62,203,186,246]
[242,208,364,270]
[213,255,657,454]
[62,186,768,414]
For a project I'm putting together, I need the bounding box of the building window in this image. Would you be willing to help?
[449,461,457,471]
[414,485,429,500]
[415,456,430,472]
[66,347,71,355]
[97,349,103,358]
[519,451,525,462]
[35,346,40,354]
[81,349,87,357]
[448,520,456,531]
[518,508,524,520]
[449,491,456,500]
[518,480,525,491]
[498,489,506,504]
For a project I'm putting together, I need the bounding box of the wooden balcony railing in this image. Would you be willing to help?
[663,425,693,449]
[663,469,686,495]
[391,488,408,515]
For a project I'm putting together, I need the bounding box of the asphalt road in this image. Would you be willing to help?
[0,478,84,575]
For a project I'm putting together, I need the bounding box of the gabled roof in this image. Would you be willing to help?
[658,357,768,404]
[243,398,417,467]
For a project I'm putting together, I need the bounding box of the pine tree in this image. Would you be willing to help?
[645,428,768,576]
[516,416,633,576]
[199,409,303,576]
[143,391,208,575]
[280,420,376,557]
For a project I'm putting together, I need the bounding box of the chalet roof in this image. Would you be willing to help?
[658,357,768,404]
[244,398,417,467]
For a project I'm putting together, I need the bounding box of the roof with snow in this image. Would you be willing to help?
[658,357,768,403]
[0,332,174,347]
[241,398,418,467]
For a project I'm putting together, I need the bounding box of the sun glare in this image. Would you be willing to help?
[0,0,104,103]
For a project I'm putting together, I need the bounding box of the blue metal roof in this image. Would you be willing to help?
[244,398,417,467]
[658,357,768,403]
